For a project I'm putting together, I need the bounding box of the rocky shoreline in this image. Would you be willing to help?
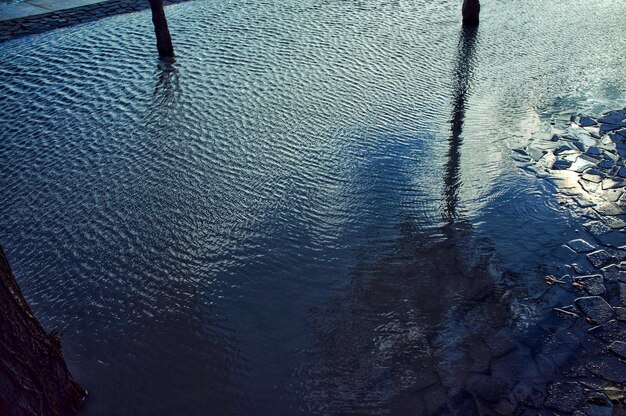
[515,106,626,414]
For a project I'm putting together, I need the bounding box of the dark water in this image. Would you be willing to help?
[1,0,625,414]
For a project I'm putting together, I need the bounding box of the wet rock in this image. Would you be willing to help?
[620,283,626,306]
[586,398,613,416]
[614,404,626,416]
[573,141,586,152]
[572,155,599,172]
[587,250,614,268]
[587,146,603,156]
[447,389,480,416]
[528,147,547,161]
[600,123,626,134]
[594,202,625,216]
[422,385,449,415]
[583,171,604,183]
[483,329,517,357]
[554,306,580,320]
[552,159,572,170]
[598,117,626,125]
[544,382,585,413]
[604,216,626,229]
[602,188,623,203]
[602,178,626,190]
[568,239,596,253]
[618,167,626,178]
[573,274,606,296]
[589,320,626,343]
[468,340,491,373]
[602,264,620,282]
[586,356,626,383]
[555,144,573,155]
[466,374,509,403]
[511,382,544,409]
[574,296,614,324]
[579,116,597,127]
[571,258,598,275]
[609,341,626,359]
[409,370,439,392]
[614,307,626,321]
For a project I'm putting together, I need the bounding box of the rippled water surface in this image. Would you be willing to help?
[1,0,626,414]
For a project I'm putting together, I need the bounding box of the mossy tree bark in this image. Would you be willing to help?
[0,245,85,416]
[148,0,174,58]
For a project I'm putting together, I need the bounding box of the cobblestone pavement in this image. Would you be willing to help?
[0,0,189,42]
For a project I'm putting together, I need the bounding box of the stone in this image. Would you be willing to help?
[603,264,621,282]
[483,329,517,357]
[602,178,626,190]
[609,341,626,359]
[587,250,613,268]
[601,123,626,134]
[586,402,614,416]
[586,356,626,383]
[587,146,603,156]
[589,319,626,343]
[571,155,598,172]
[615,307,626,321]
[574,296,614,324]
[582,171,604,183]
[466,373,509,403]
[573,274,606,296]
[594,202,625,216]
[618,167,626,178]
[567,239,596,253]
[552,159,572,170]
[621,283,626,306]
[544,382,585,413]
[555,144,573,155]
[579,116,597,127]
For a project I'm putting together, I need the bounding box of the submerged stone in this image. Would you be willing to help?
[544,382,585,413]
[574,296,614,323]
[586,356,626,383]
[589,319,626,343]
[593,202,625,217]
[579,116,597,127]
[587,146,603,156]
[573,274,606,296]
[571,155,598,172]
[567,239,596,253]
[601,178,625,190]
[587,250,613,268]
[609,341,626,359]
[552,159,572,170]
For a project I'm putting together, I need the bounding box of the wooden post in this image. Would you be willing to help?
[148,0,174,58]
[462,0,480,24]
[0,246,86,415]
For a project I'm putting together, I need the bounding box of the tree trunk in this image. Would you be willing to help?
[149,0,174,58]
[0,245,85,416]
[462,0,480,24]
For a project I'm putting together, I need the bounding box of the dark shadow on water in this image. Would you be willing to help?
[444,24,478,223]
[297,26,572,415]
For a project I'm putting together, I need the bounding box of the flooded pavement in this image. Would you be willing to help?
[0,0,625,414]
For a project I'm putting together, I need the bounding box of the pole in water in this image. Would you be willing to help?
[148,0,174,58]
[462,0,480,25]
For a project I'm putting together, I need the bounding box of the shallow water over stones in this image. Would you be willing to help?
[1,0,626,414]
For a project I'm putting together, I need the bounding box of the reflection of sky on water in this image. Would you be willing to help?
[0,0,625,414]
